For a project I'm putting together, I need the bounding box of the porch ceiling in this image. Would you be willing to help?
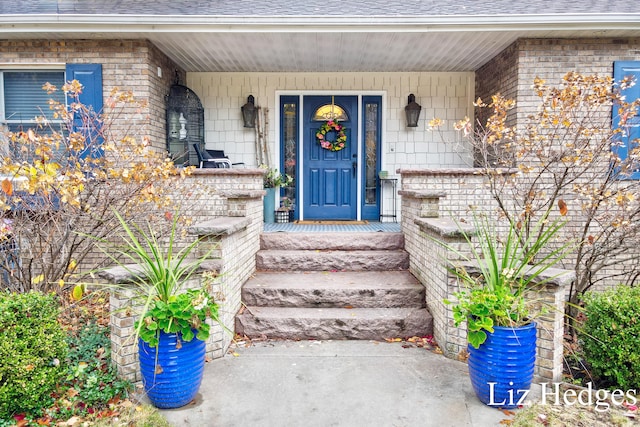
[145,28,640,72]
[2,15,640,72]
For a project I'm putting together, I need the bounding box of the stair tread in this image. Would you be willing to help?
[259,249,406,254]
[244,270,421,289]
[256,249,410,271]
[242,306,427,319]
[260,232,405,251]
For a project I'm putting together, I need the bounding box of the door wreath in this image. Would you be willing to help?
[316,120,347,152]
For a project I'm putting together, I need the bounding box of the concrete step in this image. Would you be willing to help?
[242,271,425,308]
[260,232,405,251]
[256,249,409,271]
[238,230,433,342]
[235,306,433,340]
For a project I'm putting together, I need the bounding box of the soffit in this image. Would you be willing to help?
[144,29,640,72]
[1,14,640,72]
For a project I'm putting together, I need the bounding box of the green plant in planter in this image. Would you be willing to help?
[78,210,220,347]
[279,197,293,211]
[137,288,215,347]
[442,207,573,349]
[262,166,293,189]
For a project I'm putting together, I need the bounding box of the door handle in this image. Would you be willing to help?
[352,161,357,177]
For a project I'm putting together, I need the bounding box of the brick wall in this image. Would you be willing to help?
[398,168,493,214]
[476,37,640,130]
[400,169,570,383]
[0,39,182,151]
[514,38,640,128]
[183,169,264,353]
[475,37,640,290]
[108,168,264,383]
[475,41,519,129]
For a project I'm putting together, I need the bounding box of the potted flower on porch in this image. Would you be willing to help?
[439,206,573,408]
[262,166,293,223]
[275,197,294,223]
[78,210,221,409]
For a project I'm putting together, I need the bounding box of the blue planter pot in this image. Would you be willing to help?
[467,322,537,408]
[138,331,206,409]
[263,187,276,223]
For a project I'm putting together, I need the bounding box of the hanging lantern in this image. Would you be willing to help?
[405,94,422,128]
[241,95,257,128]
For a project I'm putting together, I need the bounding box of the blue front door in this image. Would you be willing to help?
[303,96,358,220]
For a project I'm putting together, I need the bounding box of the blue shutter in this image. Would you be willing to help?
[613,61,640,179]
[65,63,103,158]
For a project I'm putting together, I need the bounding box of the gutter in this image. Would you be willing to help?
[1,13,640,34]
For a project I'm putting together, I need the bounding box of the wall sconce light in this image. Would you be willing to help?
[241,95,257,128]
[405,94,422,128]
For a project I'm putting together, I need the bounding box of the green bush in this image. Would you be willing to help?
[0,291,68,418]
[580,285,640,390]
[64,323,131,407]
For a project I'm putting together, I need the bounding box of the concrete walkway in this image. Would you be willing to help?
[159,340,515,427]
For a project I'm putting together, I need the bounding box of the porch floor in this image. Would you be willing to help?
[158,340,516,426]
[263,221,401,233]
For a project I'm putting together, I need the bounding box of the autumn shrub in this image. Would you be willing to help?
[0,291,67,418]
[580,285,640,390]
[0,81,196,294]
[435,73,640,328]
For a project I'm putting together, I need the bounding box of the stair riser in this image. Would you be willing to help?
[242,288,426,308]
[236,311,433,340]
[256,252,410,271]
[260,233,405,251]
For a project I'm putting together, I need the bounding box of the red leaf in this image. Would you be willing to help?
[1,179,13,196]
[558,199,568,216]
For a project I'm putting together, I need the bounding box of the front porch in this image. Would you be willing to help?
[108,167,566,386]
[263,222,401,233]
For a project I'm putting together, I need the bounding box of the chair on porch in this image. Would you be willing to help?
[193,144,232,168]
[206,149,245,168]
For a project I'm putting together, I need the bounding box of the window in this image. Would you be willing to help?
[281,96,298,216]
[1,70,65,132]
[613,61,640,179]
[0,65,102,211]
[361,95,382,220]
[364,99,380,206]
[1,70,66,159]
[1,64,103,160]
[312,103,348,121]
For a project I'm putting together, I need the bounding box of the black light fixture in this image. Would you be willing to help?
[405,94,422,128]
[241,95,257,128]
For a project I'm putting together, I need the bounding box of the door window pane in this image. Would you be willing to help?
[283,101,297,210]
[312,104,348,121]
[364,102,379,205]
